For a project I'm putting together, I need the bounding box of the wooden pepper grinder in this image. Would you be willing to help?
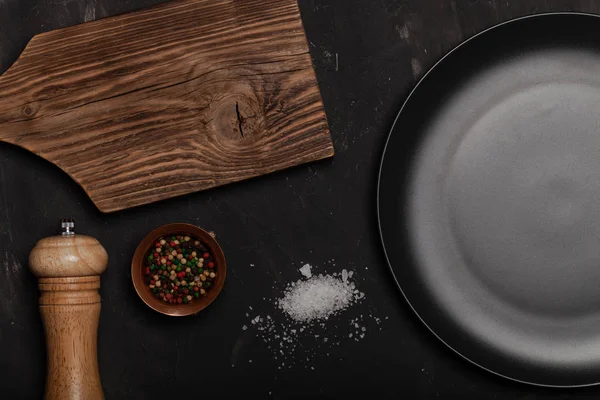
[29,219,108,400]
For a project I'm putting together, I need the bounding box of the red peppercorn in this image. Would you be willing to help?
[183,289,189,294]
[203,252,210,259]
[177,249,182,254]
[170,241,176,247]
[166,293,172,300]
[178,271,186,278]
[177,298,182,304]
[150,280,156,285]
[144,267,150,275]
[167,261,171,266]
[194,286,199,292]
[208,261,215,268]
[188,255,193,260]
[154,252,159,258]
[155,242,160,248]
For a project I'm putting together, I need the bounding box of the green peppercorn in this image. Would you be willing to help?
[150,265,156,270]
[161,265,167,270]
[183,297,189,304]
[205,282,211,287]
[176,266,182,272]
[194,292,200,299]
[148,255,154,261]
[198,268,203,274]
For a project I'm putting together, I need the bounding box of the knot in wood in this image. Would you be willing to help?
[207,88,265,142]
[22,104,36,117]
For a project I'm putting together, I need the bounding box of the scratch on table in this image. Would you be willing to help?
[450,0,465,42]
[215,200,224,215]
[140,341,148,353]
[350,99,362,114]
[491,0,500,20]
[292,189,306,209]
[230,333,248,367]
[411,58,423,79]
[1,251,20,320]
[174,339,180,380]
[0,169,12,243]
[266,258,285,285]
[231,267,244,285]
[83,2,96,22]
[396,23,410,41]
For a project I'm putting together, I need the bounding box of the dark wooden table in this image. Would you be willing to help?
[1,0,599,398]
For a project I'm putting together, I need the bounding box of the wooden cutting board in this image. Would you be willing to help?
[0,0,333,212]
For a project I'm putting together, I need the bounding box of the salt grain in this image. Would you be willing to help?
[299,263,312,278]
[342,269,348,283]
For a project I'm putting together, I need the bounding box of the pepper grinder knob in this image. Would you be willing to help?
[29,220,108,400]
[61,218,75,236]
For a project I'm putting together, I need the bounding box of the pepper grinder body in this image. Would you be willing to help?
[29,230,108,400]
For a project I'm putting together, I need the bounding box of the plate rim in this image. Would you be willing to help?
[376,11,600,388]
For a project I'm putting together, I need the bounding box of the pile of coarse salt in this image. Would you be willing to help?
[278,269,362,322]
[237,260,382,370]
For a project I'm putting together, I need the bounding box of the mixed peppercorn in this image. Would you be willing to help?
[144,234,217,304]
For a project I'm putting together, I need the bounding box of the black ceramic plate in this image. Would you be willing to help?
[378,13,600,387]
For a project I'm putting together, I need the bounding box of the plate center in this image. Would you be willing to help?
[447,83,600,317]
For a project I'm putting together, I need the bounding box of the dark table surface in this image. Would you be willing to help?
[2,0,600,398]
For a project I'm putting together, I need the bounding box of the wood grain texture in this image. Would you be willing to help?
[0,0,333,212]
[29,236,108,400]
[29,235,109,278]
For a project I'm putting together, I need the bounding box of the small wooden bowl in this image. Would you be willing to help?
[131,223,226,316]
